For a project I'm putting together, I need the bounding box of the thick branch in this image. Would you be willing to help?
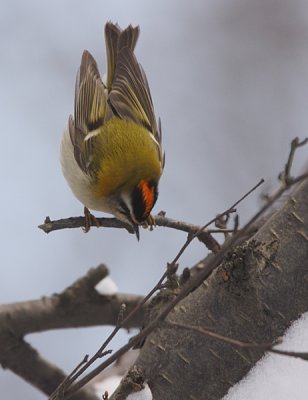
[0,333,96,400]
[134,177,308,400]
[0,265,144,336]
[0,265,144,399]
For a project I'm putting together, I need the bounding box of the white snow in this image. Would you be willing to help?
[95,276,118,295]
[224,312,308,400]
[94,377,152,400]
[93,375,122,398]
[126,383,152,400]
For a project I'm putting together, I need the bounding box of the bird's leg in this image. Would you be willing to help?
[83,206,100,232]
[142,214,155,231]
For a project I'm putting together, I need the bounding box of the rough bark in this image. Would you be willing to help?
[133,178,308,400]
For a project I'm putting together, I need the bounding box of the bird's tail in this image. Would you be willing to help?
[104,22,140,91]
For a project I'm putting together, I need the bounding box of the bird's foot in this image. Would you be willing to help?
[142,214,155,231]
[83,206,100,232]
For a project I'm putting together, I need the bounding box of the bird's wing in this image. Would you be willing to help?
[105,22,162,148]
[68,50,107,177]
[108,46,161,146]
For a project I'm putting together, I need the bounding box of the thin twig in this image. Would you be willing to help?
[49,355,90,400]
[68,355,89,379]
[80,269,167,371]
[51,270,169,399]
[38,214,222,250]
[170,322,308,361]
[287,171,308,186]
[38,215,229,251]
[38,216,134,234]
[269,348,308,360]
[170,178,264,266]
[170,321,281,350]
[281,137,308,185]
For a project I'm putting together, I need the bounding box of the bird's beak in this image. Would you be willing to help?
[134,224,140,241]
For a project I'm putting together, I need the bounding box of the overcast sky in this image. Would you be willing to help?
[0,1,308,399]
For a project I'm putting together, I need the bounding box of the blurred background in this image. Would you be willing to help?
[0,0,308,398]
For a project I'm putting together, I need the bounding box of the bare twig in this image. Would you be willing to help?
[280,137,308,185]
[262,137,308,203]
[52,268,169,399]
[38,216,134,234]
[170,321,281,349]
[155,215,222,252]
[170,322,308,361]
[49,356,90,400]
[38,215,229,251]
[169,178,264,266]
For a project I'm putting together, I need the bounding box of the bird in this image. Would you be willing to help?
[60,22,164,239]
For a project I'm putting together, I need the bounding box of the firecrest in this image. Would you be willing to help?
[60,22,164,238]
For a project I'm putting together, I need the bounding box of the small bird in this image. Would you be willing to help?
[61,22,164,239]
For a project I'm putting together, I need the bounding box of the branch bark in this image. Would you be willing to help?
[0,264,145,398]
[0,333,96,400]
[126,178,308,400]
[38,215,221,252]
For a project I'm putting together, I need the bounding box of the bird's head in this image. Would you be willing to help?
[113,178,158,240]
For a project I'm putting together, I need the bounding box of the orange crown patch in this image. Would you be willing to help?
[138,179,155,219]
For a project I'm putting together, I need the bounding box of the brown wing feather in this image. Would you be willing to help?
[104,23,121,91]
[104,23,139,91]
[109,47,159,141]
[69,50,106,176]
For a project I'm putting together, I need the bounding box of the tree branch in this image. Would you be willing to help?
[0,265,145,399]
[133,176,308,400]
[63,179,268,397]
[39,213,224,252]
[10,139,308,399]
[0,328,96,400]
[0,265,144,336]
[48,147,307,399]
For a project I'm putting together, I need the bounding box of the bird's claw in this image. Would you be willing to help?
[142,214,156,231]
[83,207,100,232]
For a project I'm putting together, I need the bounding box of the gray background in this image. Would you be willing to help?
[1,1,308,398]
